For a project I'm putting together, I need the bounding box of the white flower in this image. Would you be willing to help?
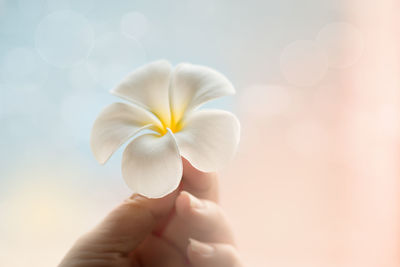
[90,60,240,198]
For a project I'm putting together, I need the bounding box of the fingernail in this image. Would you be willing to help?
[129,194,146,201]
[189,238,214,257]
[186,192,204,209]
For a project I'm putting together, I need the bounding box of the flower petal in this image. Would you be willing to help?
[174,109,240,172]
[122,129,183,198]
[111,60,172,126]
[90,102,162,164]
[170,63,235,123]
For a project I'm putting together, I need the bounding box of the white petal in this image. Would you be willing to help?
[174,109,240,172]
[111,60,172,126]
[170,63,235,123]
[90,102,162,164]
[122,129,183,198]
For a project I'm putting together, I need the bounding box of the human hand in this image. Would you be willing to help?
[58,159,244,267]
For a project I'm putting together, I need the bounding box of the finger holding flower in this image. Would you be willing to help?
[91,60,240,198]
[60,61,243,267]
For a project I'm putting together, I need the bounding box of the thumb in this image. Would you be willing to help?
[70,191,177,255]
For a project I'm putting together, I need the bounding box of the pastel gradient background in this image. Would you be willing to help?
[1,0,399,266]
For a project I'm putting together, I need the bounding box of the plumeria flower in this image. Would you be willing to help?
[90,60,240,198]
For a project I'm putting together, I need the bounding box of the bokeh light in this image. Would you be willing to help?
[35,10,94,68]
[316,22,364,68]
[280,40,328,87]
[239,84,292,119]
[87,31,147,89]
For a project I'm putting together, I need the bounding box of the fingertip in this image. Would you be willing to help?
[176,191,207,218]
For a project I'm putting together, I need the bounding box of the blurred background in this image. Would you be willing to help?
[1,0,399,266]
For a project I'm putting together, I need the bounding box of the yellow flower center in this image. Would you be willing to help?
[155,108,185,135]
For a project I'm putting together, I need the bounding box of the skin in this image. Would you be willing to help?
[59,159,244,267]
